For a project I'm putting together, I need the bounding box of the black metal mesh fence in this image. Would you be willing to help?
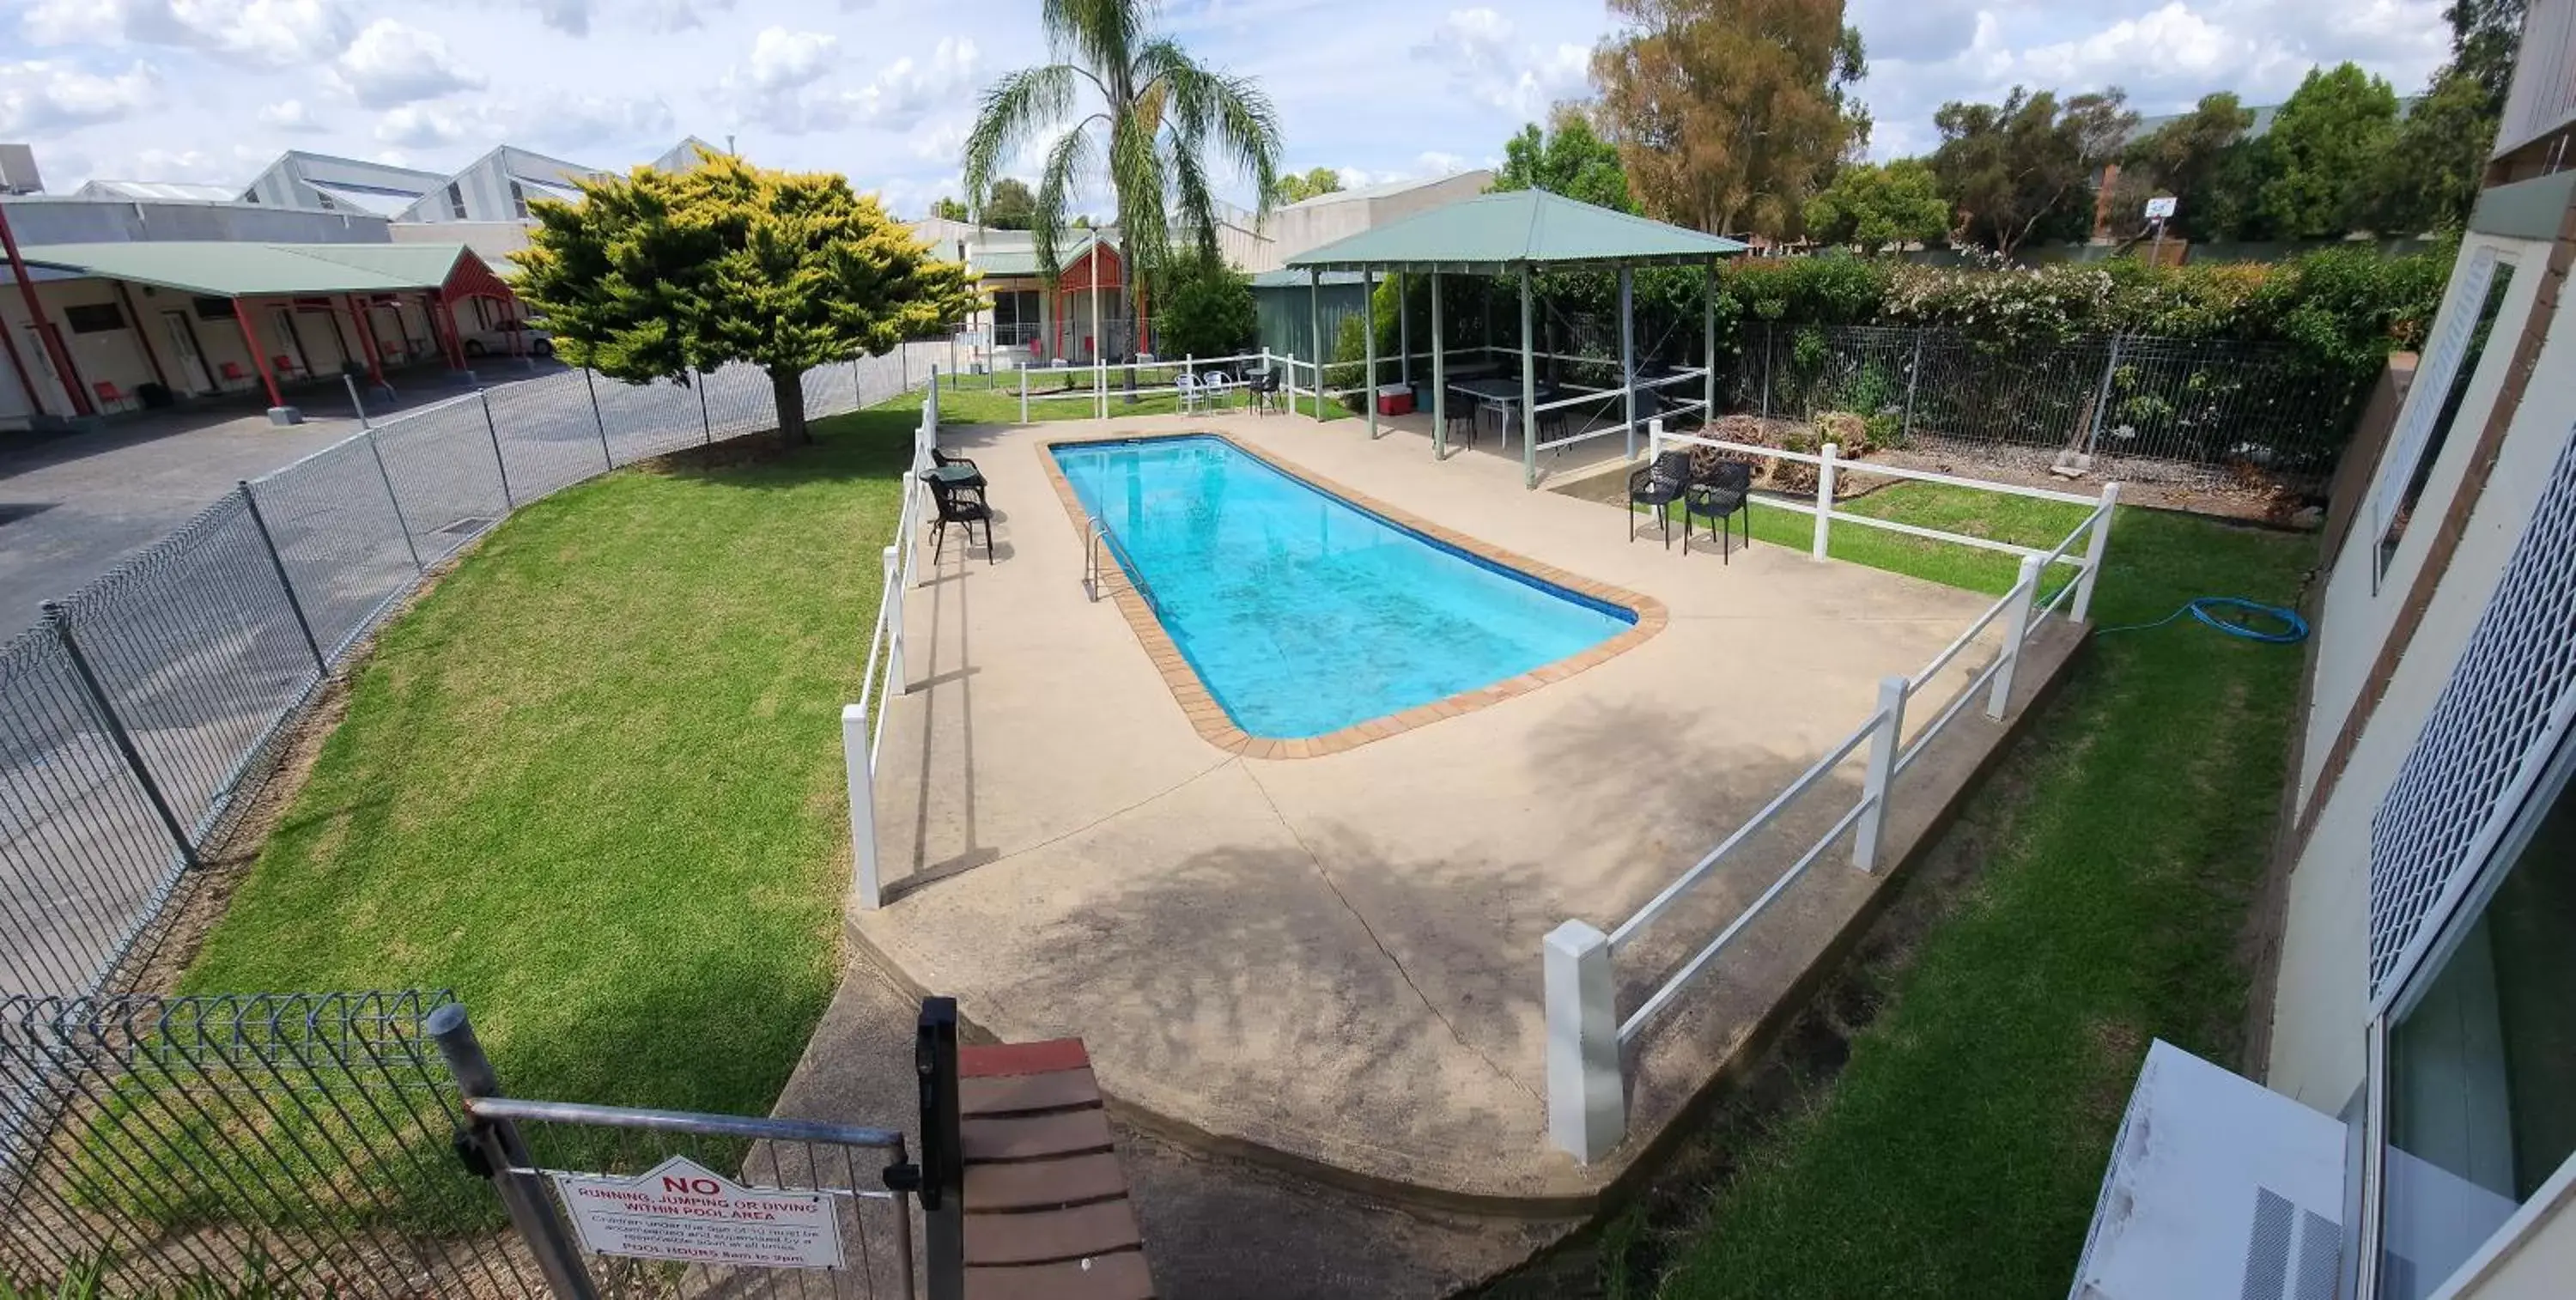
[0,343,944,1005]
[1722,323,2367,489]
[0,991,542,1297]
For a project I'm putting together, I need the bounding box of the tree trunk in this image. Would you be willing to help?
[769,367,810,446]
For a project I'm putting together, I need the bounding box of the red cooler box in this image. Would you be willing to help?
[1376,385,1414,416]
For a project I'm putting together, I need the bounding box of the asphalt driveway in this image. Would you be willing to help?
[0,361,563,631]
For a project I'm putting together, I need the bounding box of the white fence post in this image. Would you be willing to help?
[1812,440,1839,561]
[1018,362,1029,423]
[2071,482,2121,623]
[1544,920,1625,1163]
[926,365,939,432]
[884,544,906,697]
[1853,674,1908,872]
[1989,555,2044,720]
[844,704,882,909]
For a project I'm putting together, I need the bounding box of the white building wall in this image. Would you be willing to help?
[2298,233,2553,806]
[2266,255,2576,1112]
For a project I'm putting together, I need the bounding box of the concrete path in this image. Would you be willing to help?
[847,405,2082,1208]
[775,956,1567,1298]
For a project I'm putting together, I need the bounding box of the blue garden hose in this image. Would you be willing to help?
[2095,596,2308,644]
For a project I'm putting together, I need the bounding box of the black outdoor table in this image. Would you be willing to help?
[1447,378,1564,453]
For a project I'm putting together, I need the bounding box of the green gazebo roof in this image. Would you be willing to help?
[1284,190,1748,273]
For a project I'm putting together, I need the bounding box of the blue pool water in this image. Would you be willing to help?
[1053,435,1635,738]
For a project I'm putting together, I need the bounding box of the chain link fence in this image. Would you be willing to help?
[1723,323,2367,490]
[0,344,943,1009]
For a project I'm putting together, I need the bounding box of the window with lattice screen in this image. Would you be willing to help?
[2367,424,2576,999]
[2372,250,2507,582]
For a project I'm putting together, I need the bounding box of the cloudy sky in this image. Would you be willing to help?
[3,0,2451,216]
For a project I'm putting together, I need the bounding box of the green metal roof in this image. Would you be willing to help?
[1249,269,1367,289]
[967,233,1115,282]
[13,241,477,297]
[1285,190,1748,272]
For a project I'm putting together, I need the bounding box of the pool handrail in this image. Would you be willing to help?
[1084,519,1163,617]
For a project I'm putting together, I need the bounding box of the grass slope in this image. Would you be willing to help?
[181,410,908,1118]
[1641,491,2312,1297]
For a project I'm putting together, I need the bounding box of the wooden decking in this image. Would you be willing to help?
[958,1039,1153,1299]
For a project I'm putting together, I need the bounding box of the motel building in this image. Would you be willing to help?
[0,240,524,426]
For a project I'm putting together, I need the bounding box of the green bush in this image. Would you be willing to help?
[1156,256,1257,361]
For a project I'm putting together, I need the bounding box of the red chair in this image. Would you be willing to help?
[271,355,302,381]
[91,381,131,413]
[219,361,248,385]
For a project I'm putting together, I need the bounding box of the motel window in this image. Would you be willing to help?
[447,182,468,220]
[63,303,125,334]
[2372,726,2576,1297]
[508,180,529,219]
[2376,255,2519,578]
[191,296,233,321]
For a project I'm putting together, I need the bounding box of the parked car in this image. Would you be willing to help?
[461,319,555,358]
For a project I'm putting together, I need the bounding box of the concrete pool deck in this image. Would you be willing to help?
[842,407,2085,1209]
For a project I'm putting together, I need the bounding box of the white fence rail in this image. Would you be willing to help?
[845,376,940,910]
[1012,349,1285,421]
[1546,421,2119,1161]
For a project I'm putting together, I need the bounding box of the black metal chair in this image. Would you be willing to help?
[1627,449,1693,549]
[927,476,995,564]
[1443,394,1479,449]
[929,446,986,489]
[1685,461,1753,562]
[1249,368,1283,415]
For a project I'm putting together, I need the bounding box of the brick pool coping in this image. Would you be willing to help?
[1037,430,1668,760]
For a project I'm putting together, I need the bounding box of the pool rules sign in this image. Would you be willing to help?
[550,1155,845,1270]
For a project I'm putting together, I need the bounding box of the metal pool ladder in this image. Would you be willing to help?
[1084,519,1163,616]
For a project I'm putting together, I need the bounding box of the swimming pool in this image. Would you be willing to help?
[1051,434,1637,739]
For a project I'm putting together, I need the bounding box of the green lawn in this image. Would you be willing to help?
[181,409,909,1121]
[1599,485,2312,1297]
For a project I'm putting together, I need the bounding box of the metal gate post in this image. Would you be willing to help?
[2083,334,2123,459]
[46,603,197,868]
[694,368,714,444]
[239,482,328,673]
[1900,330,1924,444]
[582,367,612,469]
[364,429,426,574]
[429,1005,601,1300]
[917,999,965,1300]
[480,389,515,510]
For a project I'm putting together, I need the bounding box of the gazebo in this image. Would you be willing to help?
[1282,190,1749,487]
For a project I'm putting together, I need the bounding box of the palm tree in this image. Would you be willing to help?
[962,0,1281,364]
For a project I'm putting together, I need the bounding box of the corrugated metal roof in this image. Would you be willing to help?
[307,180,425,217]
[969,233,1115,280]
[74,179,240,203]
[1249,269,1368,288]
[15,241,477,296]
[1285,190,1747,270]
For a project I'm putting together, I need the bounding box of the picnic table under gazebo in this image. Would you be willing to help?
[1281,190,1749,487]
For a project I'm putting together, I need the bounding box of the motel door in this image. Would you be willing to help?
[160,311,213,393]
[15,323,71,416]
[269,307,307,380]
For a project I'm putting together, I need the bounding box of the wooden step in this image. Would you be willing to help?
[957,1036,1155,1298]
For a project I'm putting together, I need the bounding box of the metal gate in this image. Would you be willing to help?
[432,1005,926,1299]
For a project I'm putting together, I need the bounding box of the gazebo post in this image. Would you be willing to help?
[1518,264,1536,489]
[1307,266,1323,420]
[1704,259,1717,427]
[1362,266,1378,440]
[1431,270,1447,460]
[1619,264,1637,461]
[1397,270,1411,392]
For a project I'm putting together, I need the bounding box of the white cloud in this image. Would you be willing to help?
[0,61,157,134]
[1410,9,1588,121]
[374,90,673,152]
[21,0,355,70]
[528,0,590,36]
[329,20,485,110]
[374,103,471,148]
[258,98,326,133]
[720,30,979,136]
